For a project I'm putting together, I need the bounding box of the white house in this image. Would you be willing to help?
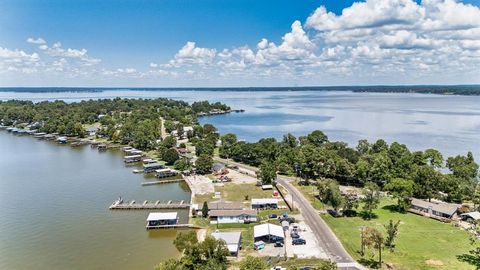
[211,231,242,256]
[209,209,257,224]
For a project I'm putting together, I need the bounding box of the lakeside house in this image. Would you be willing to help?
[212,163,228,175]
[211,231,242,256]
[85,127,98,136]
[460,211,480,222]
[251,198,278,209]
[409,198,459,220]
[146,212,178,229]
[254,223,284,243]
[208,201,243,211]
[209,209,257,224]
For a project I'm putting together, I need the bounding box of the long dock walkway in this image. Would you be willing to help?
[146,224,194,230]
[109,199,190,210]
[141,179,185,186]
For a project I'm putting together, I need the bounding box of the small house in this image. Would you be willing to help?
[208,201,243,211]
[211,231,242,256]
[209,209,257,224]
[460,211,480,222]
[254,223,284,243]
[146,212,178,229]
[251,198,278,209]
[212,163,228,175]
[410,198,459,220]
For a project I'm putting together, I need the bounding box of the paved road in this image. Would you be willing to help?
[213,157,365,269]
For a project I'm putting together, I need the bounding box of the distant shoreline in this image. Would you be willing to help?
[0,85,480,96]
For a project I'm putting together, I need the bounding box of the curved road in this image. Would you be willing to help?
[214,157,365,270]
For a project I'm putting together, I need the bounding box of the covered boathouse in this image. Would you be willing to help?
[146,212,178,229]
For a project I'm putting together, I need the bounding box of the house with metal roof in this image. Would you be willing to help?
[251,198,278,209]
[208,201,244,211]
[410,198,459,219]
[254,223,284,243]
[211,231,242,256]
[209,209,257,224]
[460,211,480,222]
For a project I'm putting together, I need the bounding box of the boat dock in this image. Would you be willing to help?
[109,199,190,210]
[141,179,185,186]
[146,223,193,230]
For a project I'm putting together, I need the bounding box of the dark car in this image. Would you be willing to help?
[274,241,283,247]
[292,238,306,245]
[290,232,300,238]
[268,213,278,219]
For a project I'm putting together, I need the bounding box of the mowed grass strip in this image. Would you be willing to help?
[323,198,474,270]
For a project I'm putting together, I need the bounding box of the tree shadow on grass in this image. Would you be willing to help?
[359,211,379,220]
[359,258,381,269]
[457,254,480,269]
[381,204,408,214]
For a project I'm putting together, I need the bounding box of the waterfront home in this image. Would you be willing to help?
[143,162,164,173]
[124,154,142,163]
[212,163,228,175]
[251,198,278,209]
[409,198,459,220]
[155,168,177,178]
[254,223,284,243]
[209,209,257,224]
[85,127,98,136]
[56,137,68,144]
[146,212,178,228]
[211,231,242,256]
[460,211,480,222]
[208,201,243,211]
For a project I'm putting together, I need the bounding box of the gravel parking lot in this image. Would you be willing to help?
[285,222,328,259]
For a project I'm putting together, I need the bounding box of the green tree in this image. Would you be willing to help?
[306,130,328,146]
[325,180,344,214]
[239,256,267,270]
[385,178,414,212]
[202,201,209,218]
[163,148,180,165]
[384,220,400,251]
[365,227,384,266]
[173,230,198,252]
[196,155,213,175]
[259,159,277,184]
[362,182,381,219]
[162,136,177,148]
[174,158,191,171]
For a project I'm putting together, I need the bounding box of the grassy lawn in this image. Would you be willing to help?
[291,182,325,210]
[323,198,474,270]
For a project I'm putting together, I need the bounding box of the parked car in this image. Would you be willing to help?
[292,238,306,245]
[274,241,283,247]
[269,213,278,218]
[290,232,300,238]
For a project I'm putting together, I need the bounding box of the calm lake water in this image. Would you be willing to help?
[1,89,479,159]
[0,132,190,270]
[1,89,479,270]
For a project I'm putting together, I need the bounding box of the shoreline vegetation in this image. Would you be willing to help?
[1,85,480,95]
[1,97,479,269]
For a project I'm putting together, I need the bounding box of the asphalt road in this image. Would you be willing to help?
[214,157,365,269]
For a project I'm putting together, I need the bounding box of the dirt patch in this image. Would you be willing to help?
[425,259,444,266]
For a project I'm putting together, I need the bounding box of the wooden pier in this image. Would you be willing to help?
[109,199,190,210]
[141,179,185,186]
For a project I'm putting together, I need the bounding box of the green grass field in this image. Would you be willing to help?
[323,198,474,270]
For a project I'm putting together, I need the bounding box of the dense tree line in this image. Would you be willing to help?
[220,130,479,204]
[0,98,229,151]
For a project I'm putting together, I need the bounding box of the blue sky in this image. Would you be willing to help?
[1,0,480,86]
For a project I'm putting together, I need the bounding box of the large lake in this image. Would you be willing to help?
[1,89,479,270]
[1,89,479,159]
[0,132,190,270]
